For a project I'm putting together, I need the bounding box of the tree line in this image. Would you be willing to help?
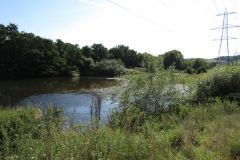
[162,50,217,74]
[0,23,213,79]
[0,23,163,79]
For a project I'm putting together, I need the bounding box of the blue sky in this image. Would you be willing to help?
[0,0,96,36]
[1,0,240,58]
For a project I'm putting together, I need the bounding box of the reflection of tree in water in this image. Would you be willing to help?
[0,77,117,106]
[90,95,102,121]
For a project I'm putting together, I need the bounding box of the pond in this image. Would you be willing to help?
[0,77,120,123]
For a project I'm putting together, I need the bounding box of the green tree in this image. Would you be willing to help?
[192,58,207,70]
[82,46,93,58]
[91,44,109,61]
[138,53,158,72]
[109,45,128,60]
[163,50,184,70]
[81,57,95,74]
[0,23,83,78]
[109,45,139,68]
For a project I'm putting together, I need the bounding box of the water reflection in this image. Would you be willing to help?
[90,96,102,121]
[18,92,118,123]
[0,77,119,123]
[0,76,118,106]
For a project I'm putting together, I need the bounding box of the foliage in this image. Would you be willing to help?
[91,43,109,61]
[81,45,94,58]
[0,100,240,159]
[191,58,208,74]
[196,66,207,74]
[230,138,240,159]
[120,70,181,116]
[0,24,165,79]
[192,58,207,70]
[185,66,194,74]
[93,59,125,76]
[163,50,184,70]
[81,57,95,74]
[137,53,159,71]
[108,106,146,132]
[2,22,240,159]
[195,64,240,102]
[0,66,240,159]
[168,127,184,150]
[109,45,140,68]
[0,107,63,158]
[0,24,82,79]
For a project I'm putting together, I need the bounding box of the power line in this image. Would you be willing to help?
[105,0,172,32]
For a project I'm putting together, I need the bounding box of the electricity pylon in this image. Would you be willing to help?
[212,8,240,64]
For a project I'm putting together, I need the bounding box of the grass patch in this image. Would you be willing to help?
[1,64,240,159]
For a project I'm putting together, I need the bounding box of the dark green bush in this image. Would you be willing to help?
[196,66,207,74]
[185,67,194,74]
[225,93,240,102]
[195,65,240,102]
[93,59,125,76]
[192,58,207,70]
[163,50,184,70]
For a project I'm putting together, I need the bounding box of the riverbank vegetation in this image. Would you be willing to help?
[0,23,153,79]
[1,63,240,159]
[0,23,217,79]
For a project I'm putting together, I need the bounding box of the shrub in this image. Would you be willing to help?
[81,57,95,73]
[94,59,125,76]
[0,108,41,146]
[195,65,240,102]
[196,66,207,74]
[64,66,80,77]
[185,67,194,74]
[0,107,63,156]
[121,71,181,116]
[225,93,240,102]
[163,50,184,70]
[192,58,207,70]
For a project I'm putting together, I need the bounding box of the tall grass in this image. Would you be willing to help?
[1,65,240,159]
[0,101,239,159]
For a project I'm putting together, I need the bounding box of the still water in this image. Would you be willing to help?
[0,77,120,123]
